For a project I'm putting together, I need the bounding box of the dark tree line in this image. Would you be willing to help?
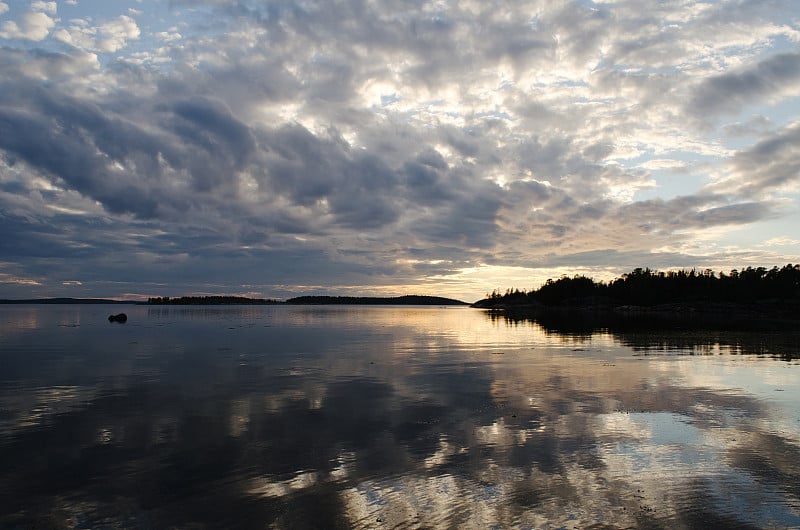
[146,295,467,305]
[284,295,467,305]
[147,296,281,305]
[476,264,800,307]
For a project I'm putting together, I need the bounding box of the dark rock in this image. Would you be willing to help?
[108,313,127,323]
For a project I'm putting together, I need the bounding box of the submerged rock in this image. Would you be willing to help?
[108,313,127,323]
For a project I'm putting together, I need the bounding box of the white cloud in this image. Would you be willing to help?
[640,159,689,171]
[0,3,8,16]
[54,15,141,53]
[52,24,95,50]
[0,10,56,41]
[0,273,42,286]
[96,15,140,52]
[31,1,57,15]
[762,237,800,247]
[155,31,182,43]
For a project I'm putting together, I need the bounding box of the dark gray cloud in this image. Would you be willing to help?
[166,96,256,190]
[726,122,800,196]
[617,194,771,232]
[0,101,161,219]
[689,53,800,117]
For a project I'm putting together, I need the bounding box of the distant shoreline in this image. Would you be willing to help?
[0,295,469,306]
[0,298,136,305]
[283,295,467,306]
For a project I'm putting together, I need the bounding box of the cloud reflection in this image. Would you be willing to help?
[0,306,798,528]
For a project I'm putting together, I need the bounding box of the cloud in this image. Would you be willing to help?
[710,122,800,197]
[96,14,140,52]
[688,202,770,226]
[0,263,43,287]
[0,0,799,299]
[0,3,8,16]
[617,194,772,232]
[31,1,57,15]
[0,10,56,41]
[688,53,800,117]
[763,237,800,247]
[53,15,141,52]
[722,115,774,138]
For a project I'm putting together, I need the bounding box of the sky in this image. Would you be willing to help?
[0,0,799,302]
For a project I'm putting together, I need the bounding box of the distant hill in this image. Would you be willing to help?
[285,295,468,305]
[0,298,135,304]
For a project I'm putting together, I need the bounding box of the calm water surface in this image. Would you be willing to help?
[1,304,799,529]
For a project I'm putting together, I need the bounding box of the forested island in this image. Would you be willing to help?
[2,295,466,306]
[284,295,467,305]
[147,295,467,306]
[146,296,281,305]
[474,265,800,307]
[473,265,800,327]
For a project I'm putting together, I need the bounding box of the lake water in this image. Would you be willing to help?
[1,304,799,529]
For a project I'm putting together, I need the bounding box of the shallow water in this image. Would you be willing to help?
[1,304,799,529]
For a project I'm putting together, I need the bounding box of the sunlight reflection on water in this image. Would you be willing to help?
[0,304,799,528]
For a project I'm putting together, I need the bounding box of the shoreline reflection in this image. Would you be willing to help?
[486,309,800,359]
[0,305,798,528]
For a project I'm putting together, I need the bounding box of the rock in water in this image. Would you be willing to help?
[108,313,128,323]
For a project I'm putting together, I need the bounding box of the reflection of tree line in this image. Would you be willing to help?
[487,310,800,359]
[476,264,800,308]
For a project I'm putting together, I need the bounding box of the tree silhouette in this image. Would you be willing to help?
[474,264,800,308]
